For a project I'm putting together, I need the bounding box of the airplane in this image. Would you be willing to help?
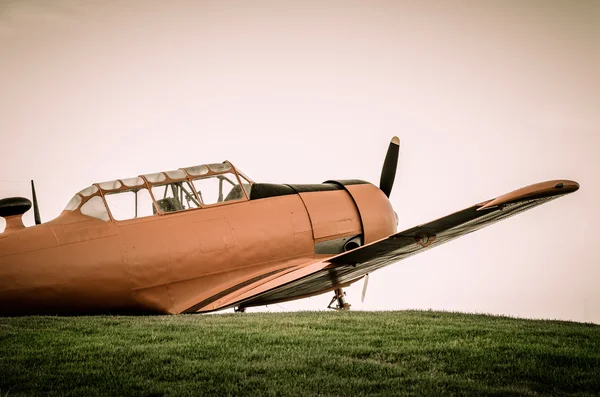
[0,137,579,316]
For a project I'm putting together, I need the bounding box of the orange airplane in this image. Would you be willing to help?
[0,137,579,315]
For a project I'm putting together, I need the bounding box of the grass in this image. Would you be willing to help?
[0,311,599,396]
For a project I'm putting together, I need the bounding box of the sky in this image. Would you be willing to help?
[0,0,598,322]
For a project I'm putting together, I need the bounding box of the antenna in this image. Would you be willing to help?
[31,180,41,225]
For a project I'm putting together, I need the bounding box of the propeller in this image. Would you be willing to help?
[361,273,370,303]
[31,180,41,225]
[361,136,399,301]
[379,136,400,198]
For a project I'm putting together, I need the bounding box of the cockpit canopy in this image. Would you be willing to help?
[64,162,253,221]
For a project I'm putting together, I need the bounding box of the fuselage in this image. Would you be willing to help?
[0,179,396,315]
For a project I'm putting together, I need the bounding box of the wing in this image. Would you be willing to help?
[192,179,578,312]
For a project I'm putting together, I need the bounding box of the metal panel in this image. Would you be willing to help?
[296,190,362,243]
[340,183,396,244]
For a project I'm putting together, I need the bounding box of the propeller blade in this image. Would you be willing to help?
[31,180,41,225]
[379,136,400,197]
[361,273,370,303]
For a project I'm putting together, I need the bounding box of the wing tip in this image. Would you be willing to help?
[478,179,579,211]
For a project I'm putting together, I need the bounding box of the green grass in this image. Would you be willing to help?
[0,311,599,396]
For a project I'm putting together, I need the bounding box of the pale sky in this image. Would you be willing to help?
[1,0,598,322]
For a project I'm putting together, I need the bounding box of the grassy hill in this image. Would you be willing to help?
[0,311,599,396]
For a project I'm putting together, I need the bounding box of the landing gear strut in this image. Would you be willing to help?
[327,288,351,310]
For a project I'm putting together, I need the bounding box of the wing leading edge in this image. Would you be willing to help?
[193,179,578,312]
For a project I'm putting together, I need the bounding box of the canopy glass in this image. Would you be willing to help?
[64,162,253,221]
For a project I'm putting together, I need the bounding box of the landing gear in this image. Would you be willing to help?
[327,288,351,311]
[234,306,246,313]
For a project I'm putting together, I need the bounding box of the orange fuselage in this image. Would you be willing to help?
[0,183,395,315]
